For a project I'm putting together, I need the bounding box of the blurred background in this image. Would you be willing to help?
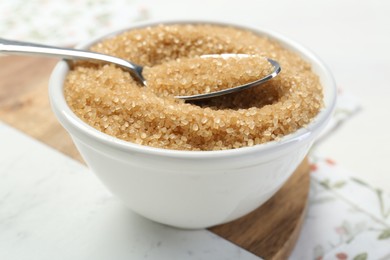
[1,0,389,190]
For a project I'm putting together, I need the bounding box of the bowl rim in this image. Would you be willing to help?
[49,19,337,159]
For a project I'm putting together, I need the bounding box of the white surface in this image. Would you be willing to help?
[49,20,336,228]
[0,123,259,260]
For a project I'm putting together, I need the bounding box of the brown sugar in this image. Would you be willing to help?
[143,54,273,97]
[64,24,323,151]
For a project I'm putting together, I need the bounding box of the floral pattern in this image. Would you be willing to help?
[0,0,149,46]
[291,156,390,260]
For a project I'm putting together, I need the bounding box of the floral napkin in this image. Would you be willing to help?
[291,156,390,260]
[0,0,148,46]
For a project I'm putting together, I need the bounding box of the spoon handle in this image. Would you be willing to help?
[0,38,145,83]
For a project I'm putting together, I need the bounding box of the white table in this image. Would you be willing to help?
[0,123,258,260]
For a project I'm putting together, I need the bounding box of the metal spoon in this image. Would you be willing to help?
[0,38,281,101]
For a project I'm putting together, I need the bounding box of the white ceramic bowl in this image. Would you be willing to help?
[49,20,336,229]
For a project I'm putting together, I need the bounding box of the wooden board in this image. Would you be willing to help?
[0,56,310,259]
